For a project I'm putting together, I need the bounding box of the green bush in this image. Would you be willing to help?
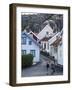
[22,54,33,68]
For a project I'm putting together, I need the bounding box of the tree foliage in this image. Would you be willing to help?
[21,14,63,33]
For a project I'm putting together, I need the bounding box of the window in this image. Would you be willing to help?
[44,43,46,49]
[60,42,62,46]
[46,31,49,35]
[22,50,26,55]
[60,49,62,57]
[56,36,59,39]
[42,43,43,49]
[22,37,26,44]
[54,47,57,53]
[30,50,35,57]
[29,41,32,45]
[48,43,49,49]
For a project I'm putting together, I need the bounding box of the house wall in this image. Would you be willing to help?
[58,44,63,65]
[37,24,53,40]
[21,36,40,63]
[50,44,63,65]
[41,41,49,52]
[49,32,61,56]
[50,46,58,60]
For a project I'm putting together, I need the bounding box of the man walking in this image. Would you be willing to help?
[46,62,49,72]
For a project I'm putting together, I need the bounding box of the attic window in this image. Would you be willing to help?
[56,36,59,39]
[46,31,49,35]
[60,42,62,46]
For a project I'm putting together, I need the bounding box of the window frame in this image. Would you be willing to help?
[29,40,32,45]
[22,50,26,55]
[22,37,26,44]
[30,50,35,57]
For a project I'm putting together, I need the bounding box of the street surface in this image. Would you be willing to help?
[22,54,63,77]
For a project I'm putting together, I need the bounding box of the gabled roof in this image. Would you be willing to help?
[28,31,39,40]
[41,24,53,32]
[48,31,61,44]
[37,24,53,40]
[50,37,62,47]
[41,36,52,41]
[21,31,40,47]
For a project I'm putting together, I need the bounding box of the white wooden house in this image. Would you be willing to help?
[57,40,63,65]
[48,32,61,52]
[49,31,63,65]
[37,24,53,40]
[50,37,63,65]
[40,32,61,53]
[21,31,40,64]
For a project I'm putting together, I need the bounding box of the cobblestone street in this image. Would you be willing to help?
[22,54,63,77]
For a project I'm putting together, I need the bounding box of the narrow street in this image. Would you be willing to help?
[22,54,63,77]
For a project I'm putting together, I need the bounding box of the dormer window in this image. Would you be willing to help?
[22,37,26,44]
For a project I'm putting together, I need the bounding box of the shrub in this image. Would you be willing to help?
[22,54,33,68]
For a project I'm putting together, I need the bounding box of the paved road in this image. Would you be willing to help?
[22,54,63,77]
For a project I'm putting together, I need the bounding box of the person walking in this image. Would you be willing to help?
[46,62,49,72]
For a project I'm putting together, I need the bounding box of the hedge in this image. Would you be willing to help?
[22,54,33,68]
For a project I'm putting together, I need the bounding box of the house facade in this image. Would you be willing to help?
[50,36,63,65]
[58,41,63,65]
[48,32,61,52]
[37,24,53,40]
[21,31,40,64]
